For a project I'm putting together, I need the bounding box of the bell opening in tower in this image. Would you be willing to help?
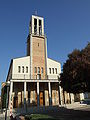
[34,18,37,35]
[39,19,42,36]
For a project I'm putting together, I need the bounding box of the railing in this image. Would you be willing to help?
[7,74,59,80]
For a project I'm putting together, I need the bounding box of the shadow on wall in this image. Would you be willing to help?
[13,99,37,108]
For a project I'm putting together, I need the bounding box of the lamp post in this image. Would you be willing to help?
[5,81,10,120]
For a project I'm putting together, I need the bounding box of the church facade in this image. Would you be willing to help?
[5,15,64,109]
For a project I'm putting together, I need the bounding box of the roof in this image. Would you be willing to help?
[47,57,61,64]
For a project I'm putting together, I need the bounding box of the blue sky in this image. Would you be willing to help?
[0,0,90,94]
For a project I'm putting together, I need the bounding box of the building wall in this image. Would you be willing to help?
[47,58,61,79]
[12,56,30,79]
[11,56,61,80]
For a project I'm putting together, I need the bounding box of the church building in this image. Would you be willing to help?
[5,15,64,109]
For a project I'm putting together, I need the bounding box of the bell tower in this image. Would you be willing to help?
[29,15,44,36]
[27,15,47,79]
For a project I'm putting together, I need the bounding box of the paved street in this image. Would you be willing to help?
[0,105,90,120]
[16,105,90,120]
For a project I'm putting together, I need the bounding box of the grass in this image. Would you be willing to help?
[25,114,57,120]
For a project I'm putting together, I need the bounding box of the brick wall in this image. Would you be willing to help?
[32,36,46,79]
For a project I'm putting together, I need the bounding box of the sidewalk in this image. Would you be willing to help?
[64,102,90,110]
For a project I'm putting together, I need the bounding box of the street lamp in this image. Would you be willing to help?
[5,81,10,120]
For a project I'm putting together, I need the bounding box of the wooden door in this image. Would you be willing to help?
[40,91,44,106]
[13,96,18,108]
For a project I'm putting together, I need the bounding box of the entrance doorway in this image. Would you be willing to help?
[40,91,45,106]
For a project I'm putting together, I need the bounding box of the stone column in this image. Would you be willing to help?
[37,82,39,107]
[48,82,52,106]
[9,81,13,109]
[59,83,63,105]
[70,93,74,103]
[37,18,39,35]
[24,82,26,109]
[80,93,84,101]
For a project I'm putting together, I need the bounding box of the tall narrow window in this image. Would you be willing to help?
[34,67,37,73]
[52,68,54,74]
[38,67,40,74]
[18,66,21,73]
[39,19,42,35]
[22,66,24,73]
[49,68,51,74]
[26,66,28,73]
[34,18,37,35]
[55,68,57,74]
[41,67,43,74]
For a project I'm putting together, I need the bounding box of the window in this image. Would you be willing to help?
[41,67,43,74]
[18,66,21,73]
[22,66,24,73]
[26,66,28,73]
[34,67,37,73]
[49,68,51,74]
[52,68,54,74]
[38,67,40,74]
[55,68,57,74]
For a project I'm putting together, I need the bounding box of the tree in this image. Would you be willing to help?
[60,43,90,93]
[1,85,7,108]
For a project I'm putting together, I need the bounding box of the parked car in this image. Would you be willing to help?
[80,99,90,105]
